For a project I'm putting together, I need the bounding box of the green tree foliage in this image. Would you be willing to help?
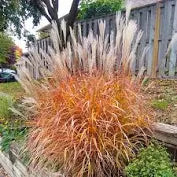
[0,33,14,65]
[0,0,41,37]
[78,0,123,20]
[0,0,80,41]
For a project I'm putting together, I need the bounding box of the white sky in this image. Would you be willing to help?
[13,0,73,52]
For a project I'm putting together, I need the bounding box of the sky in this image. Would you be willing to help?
[13,0,73,52]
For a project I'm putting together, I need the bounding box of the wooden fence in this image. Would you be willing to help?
[18,0,177,78]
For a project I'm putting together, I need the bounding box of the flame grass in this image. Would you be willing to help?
[17,8,153,177]
[26,74,151,176]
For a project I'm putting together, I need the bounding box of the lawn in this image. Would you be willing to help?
[0,82,24,120]
[0,82,27,152]
[0,82,24,100]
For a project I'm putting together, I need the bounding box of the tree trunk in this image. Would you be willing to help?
[34,0,80,47]
[65,0,80,41]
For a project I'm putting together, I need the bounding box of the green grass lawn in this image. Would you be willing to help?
[0,82,27,152]
[0,82,24,100]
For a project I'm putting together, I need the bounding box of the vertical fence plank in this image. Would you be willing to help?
[159,0,171,76]
[139,8,148,72]
[144,7,151,70]
[129,11,136,74]
[151,3,161,78]
[147,6,156,75]
[133,10,141,72]
[169,0,177,76]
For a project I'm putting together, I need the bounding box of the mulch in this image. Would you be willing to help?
[0,165,9,177]
[142,79,177,125]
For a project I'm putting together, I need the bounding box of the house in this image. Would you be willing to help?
[36,15,67,36]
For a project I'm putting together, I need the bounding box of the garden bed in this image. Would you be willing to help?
[0,122,176,177]
[143,79,177,125]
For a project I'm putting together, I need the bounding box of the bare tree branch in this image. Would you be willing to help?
[41,0,58,21]
[52,0,59,12]
[30,0,80,44]
[32,0,52,22]
[52,0,59,17]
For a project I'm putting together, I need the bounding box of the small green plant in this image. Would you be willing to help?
[125,143,176,177]
[142,77,150,87]
[151,99,169,110]
[0,121,27,152]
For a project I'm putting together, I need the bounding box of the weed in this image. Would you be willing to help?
[151,99,169,110]
[0,123,27,152]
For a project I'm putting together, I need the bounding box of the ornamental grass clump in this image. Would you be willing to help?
[18,7,153,177]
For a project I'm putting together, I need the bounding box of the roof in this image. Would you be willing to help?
[130,0,162,8]
[36,14,67,32]
[36,24,51,32]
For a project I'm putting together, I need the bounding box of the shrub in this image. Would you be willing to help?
[125,143,176,177]
[18,9,153,177]
[7,46,22,65]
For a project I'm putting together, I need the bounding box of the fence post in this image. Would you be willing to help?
[169,0,177,77]
[151,3,161,78]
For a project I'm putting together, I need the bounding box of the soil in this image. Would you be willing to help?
[142,79,177,125]
[0,165,9,177]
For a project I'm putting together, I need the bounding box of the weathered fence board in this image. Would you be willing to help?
[152,3,161,78]
[147,5,156,75]
[169,0,177,76]
[18,0,177,79]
